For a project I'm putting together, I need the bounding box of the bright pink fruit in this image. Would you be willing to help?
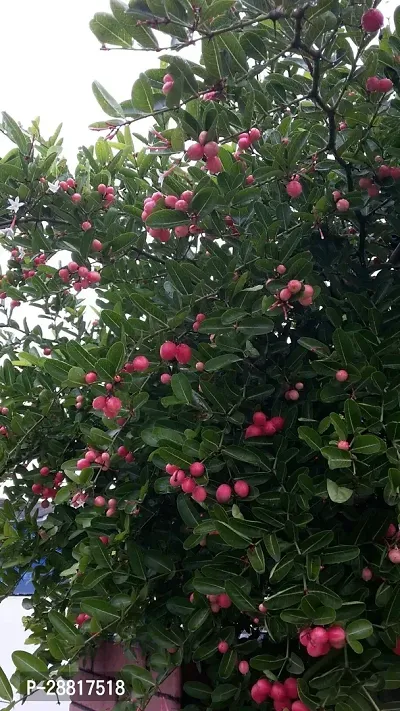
[198,131,208,145]
[295,382,304,391]
[288,280,302,294]
[327,625,346,648]
[251,685,267,704]
[379,78,393,93]
[68,261,79,273]
[284,678,298,700]
[175,225,189,238]
[257,679,272,696]
[77,458,90,470]
[92,396,106,410]
[332,190,341,202]
[234,480,250,498]
[71,193,82,204]
[292,703,311,711]
[249,127,261,143]
[299,628,311,646]
[165,195,178,208]
[92,239,103,252]
[186,142,204,161]
[160,373,171,384]
[286,180,302,198]
[270,416,285,432]
[310,627,329,645]
[359,177,372,189]
[97,184,107,195]
[94,496,106,507]
[163,73,173,83]
[389,548,400,564]
[280,288,292,301]
[218,593,232,609]
[85,372,97,385]
[175,344,192,364]
[99,535,109,545]
[206,156,223,174]
[32,483,43,495]
[162,81,174,95]
[276,264,286,275]
[175,199,189,211]
[336,369,348,382]
[253,412,267,427]
[303,284,314,297]
[218,641,229,654]
[190,462,205,478]
[132,355,149,372]
[238,660,249,675]
[81,221,92,231]
[337,440,350,450]
[287,389,299,401]
[361,8,384,32]
[203,141,219,159]
[160,341,177,360]
[366,76,381,92]
[245,425,264,438]
[192,486,207,502]
[181,477,196,494]
[336,198,349,212]
[271,682,287,701]
[216,484,232,503]
[307,642,325,657]
[362,567,373,581]
[259,603,267,613]
[274,700,292,711]
[264,421,277,436]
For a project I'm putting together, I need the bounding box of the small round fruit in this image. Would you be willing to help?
[216,483,232,503]
[276,264,286,275]
[192,486,207,503]
[336,198,349,212]
[218,593,232,609]
[327,625,346,648]
[132,355,149,372]
[264,421,277,436]
[234,480,250,498]
[286,180,302,198]
[361,8,384,33]
[310,627,329,645]
[288,279,302,294]
[181,477,196,494]
[85,372,97,385]
[388,548,400,564]
[283,678,298,700]
[218,641,229,654]
[94,496,106,507]
[238,660,249,675]
[270,682,287,701]
[190,462,205,478]
[253,411,267,427]
[337,440,350,450]
[160,341,177,360]
[175,343,192,364]
[362,567,373,581]
[336,369,349,382]
[160,373,172,384]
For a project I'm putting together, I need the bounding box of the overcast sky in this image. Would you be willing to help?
[0,0,398,160]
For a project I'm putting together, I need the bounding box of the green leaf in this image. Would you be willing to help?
[222,446,263,466]
[211,684,237,703]
[204,354,242,372]
[269,553,295,583]
[322,545,360,564]
[346,619,373,653]
[344,399,362,433]
[188,608,210,632]
[131,73,154,113]
[191,187,220,217]
[298,426,322,451]
[46,634,67,662]
[171,373,193,404]
[48,610,82,644]
[298,337,330,356]
[225,579,256,611]
[219,649,237,679]
[90,538,112,569]
[145,209,190,228]
[107,341,125,372]
[121,664,155,686]
[127,541,147,580]
[321,447,352,469]
[332,328,353,366]
[143,550,175,574]
[327,478,353,503]
[352,435,383,455]
[299,531,334,555]
[130,293,168,326]
[81,598,121,625]
[177,493,201,527]
[215,520,251,549]
[92,80,125,118]
[0,666,13,702]
[264,533,281,562]
[183,681,212,700]
[90,11,132,47]
[82,568,112,589]
[12,651,48,680]
[110,0,158,48]
[248,542,265,573]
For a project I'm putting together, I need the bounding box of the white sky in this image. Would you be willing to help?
[0,0,398,160]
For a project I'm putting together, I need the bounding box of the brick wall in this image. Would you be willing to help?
[70,642,181,711]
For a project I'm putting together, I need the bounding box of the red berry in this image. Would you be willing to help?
[175,199,189,211]
[245,424,264,438]
[216,484,232,503]
[175,225,189,238]
[336,198,349,212]
[288,279,302,294]
[205,156,223,174]
[186,142,204,161]
[337,440,350,450]
[283,678,298,700]
[270,416,285,432]
[94,496,106,507]
[306,642,325,657]
[234,480,250,498]
[259,603,267,613]
[327,625,346,648]
[362,567,373,581]
[92,395,106,410]
[238,660,249,675]
[40,466,50,476]
[132,355,149,372]
[359,177,372,189]
[378,165,391,180]
[292,703,311,711]
[379,78,393,93]
[105,396,122,416]
[218,593,232,609]
[160,341,177,360]
[32,483,43,495]
[203,141,219,159]
[163,73,174,83]
[287,389,299,401]
[196,313,206,323]
[81,221,92,231]
[59,181,68,190]
[162,81,174,95]
[218,641,229,654]
[92,239,103,252]
[387,524,397,538]
[299,628,311,646]
[71,193,82,204]
[195,361,205,372]
[117,446,128,457]
[190,462,205,478]
[335,369,348,382]
[361,8,384,33]
[391,167,400,180]
[245,175,255,185]
[85,372,97,385]
[368,184,380,197]
[175,344,192,364]
[160,373,172,384]
[389,548,400,564]
[238,135,251,150]
[286,180,302,198]
[99,535,109,545]
[271,683,287,701]
[198,131,208,145]
[253,411,267,427]
[97,184,107,195]
[302,284,314,297]
[68,261,79,273]
[77,458,90,470]
[276,264,286,275]
[248,127,261,143]
[165,195,178,208]
[181,477,196,494]
[66,178,75,188]
[310,626,329,645]
[192,486,207,502]
[366,76,381,92]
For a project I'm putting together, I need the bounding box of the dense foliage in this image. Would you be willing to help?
[2,0,400,709]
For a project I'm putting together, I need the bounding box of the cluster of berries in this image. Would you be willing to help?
[366,76,393,93]
[160,341,192,364]
[92,394,122,419]
[166,462,207,503]
[58,261,101,291]
[93,495,118,517]
[245,413,285,439]
[299,625,346,657]
[31,467,64,507]
[75,612,91,627]
[186,131,223,174]
[205,593,232,613]
[192,312,206,332]
[284,383,304,401]
[251,676,309,711]
[236,127,261,151]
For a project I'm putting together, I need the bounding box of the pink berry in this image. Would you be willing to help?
[58,268,69,281]
[218,641,229,654]
[280,288,292,301]
[59,181,68,190]
[336,369,349,382]
[175,225,189,238]
[270,416,285,432]
[288,279,302,294]
[234,480,250,498]
[181,477,196,494]
[339,122,347,131]
[108,498,117,507]
[299,628,311,647]
[276,264,286,275]
[163,73,174,83]
[99,535,109,545]
[389,548,400,564]
[264,421,277,436]
[77,458,90,470]
[196,361,205,372]
[43,347,52,356]
[203,141,220,159]
[303,284,314,297]
[248,127,261,143]
[105,396,122,415]
[368,184,380,197]
[160,341,177,360]
[251,685,266,704]
[361,8,384,33]
[85,372,97,385]
[198,131,208,145]
[205,156,223,174]
[132,355,149,372]
[97,184,107,195]
[165,194,178,208]
[165,464,178,475]
[298,296,313,306]
[307,642,325,657]
[106,507,116,517]
[71,193,82,204]
[271,683,287,701]
[283,678,298,700]
[186,142,204,161]
[40,466,50,476]
[175,199,189,211]
[386,524,397,538]
[92,239,103,252]
[238,660,249,675]
[253,411,267,427]
[218,593,232,609]
[295,382,304,391]
[378,165,391,180]
[175,344,192,364]
[32,483,43,495]
[181,190,193,204]
[81,221,92,231]
[68,261,79,273]
[292,703,311,711]
[287,389,299,401]
[359,177,372,189]
[66,178,75,188]
[190,462,205,478]
[327,625,346,648]
[337,440,350,450]
[216,484,232,504]
[162,81,174,95]
[196,313,206,323]
[245,424,264,439]
[160,373,171,384]
[258,603,267,613]
[336,198,349,212]
[286,180,302,198]
[366,76,381,92]
[94,496,106,507]
[246,175,255,185]
[362,567,373,581]
[192,486,207,503]
[379,78,393,93]
[238,135,251,150]
[310,627,329,645]
[391,167,400,180]
[332,190,341,202]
